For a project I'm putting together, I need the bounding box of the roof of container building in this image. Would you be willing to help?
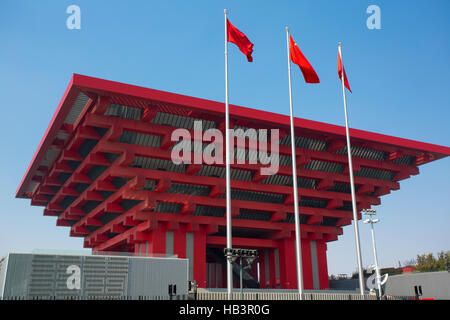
[16,74,450,199]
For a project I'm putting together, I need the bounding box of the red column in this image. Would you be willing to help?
[268,249,277,289]
[278,235,297,289]
[173,225,187,258]
[217,263,224,289]
[134,243,143,256]
[133,237,147,256]
[211,263,217,288]
[220,262,226,288]
[301,239,314,290]
[147,222,167,256]
[316,240,330,289]
[193,228,207,288]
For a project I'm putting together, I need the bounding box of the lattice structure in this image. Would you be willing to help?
[16,74,450,290]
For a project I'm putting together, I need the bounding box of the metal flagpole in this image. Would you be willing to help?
[338,42,365,296]
[224,9,233,301]
[286,27,304,298]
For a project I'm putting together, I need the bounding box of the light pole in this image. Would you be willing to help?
[363,209,382,298]
[224,248,258,300]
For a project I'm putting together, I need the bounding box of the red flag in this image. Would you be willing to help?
[338,50,351,93]
[227,19,254,62]
[289,35,319,83]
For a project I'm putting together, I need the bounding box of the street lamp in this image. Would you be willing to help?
[224,248,258,300]
[363,208,382,298]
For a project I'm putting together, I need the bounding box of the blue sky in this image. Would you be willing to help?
[0,0,449,276]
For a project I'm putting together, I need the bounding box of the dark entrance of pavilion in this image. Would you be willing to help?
[206,247,260,289]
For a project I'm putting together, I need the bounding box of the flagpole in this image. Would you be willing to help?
[224,8,233,301]
[338,42,365,297]
[286,26,304,298]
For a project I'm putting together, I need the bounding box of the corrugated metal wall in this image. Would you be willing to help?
[128,257,188,297]
[1,253,188,300]
[0,255,8,298]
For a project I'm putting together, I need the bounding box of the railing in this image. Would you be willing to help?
[1,295,192,301]
[383,295,416,300]
[195,292,378,300]
[2,293,415,301]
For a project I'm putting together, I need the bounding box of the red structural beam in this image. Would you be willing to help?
[32,116,389,225]
[62,166,348,248]
[35,123,100,187]
[32,121,376,238]
[39,126,122,210]
[110,167,380,208]
[97,140,401,197]
[121,189,363,219]
[32,108,407,211]
[57,166,131,224]
[110,149,400,191]
[89,210,344,251]
[71,74,449,159]
[70,170,351,231]
[207,237,286,249]
[85,114,420,176]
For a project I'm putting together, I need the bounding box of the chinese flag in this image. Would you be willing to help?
[338,50,351,93]
[289,35,320,83]
[227,19,254,62]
